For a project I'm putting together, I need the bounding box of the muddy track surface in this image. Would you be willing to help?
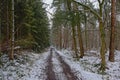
[45,49,83,80]
[55,51,81,80]
[45,50,56,80]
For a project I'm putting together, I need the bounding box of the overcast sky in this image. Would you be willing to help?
[44,0,53,4]
[43,0,54,27]
[43,0,54,18]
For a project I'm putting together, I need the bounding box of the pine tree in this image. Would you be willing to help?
[109,0,116,62]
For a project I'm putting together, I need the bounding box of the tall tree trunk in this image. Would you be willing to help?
[77,25,84,58]
[59,26,62,49]
[7,0,9,48]
[84,14,88,51]
[75,3,84,58]
[10,0,15,60]
[76,12,84,58]
[67,0,78,57]
[0,1,1,54]
[71,25,78,57]
[63,28,68,49]
[99,20,106,71]
[109,0,116,62]
[99,2,106,71]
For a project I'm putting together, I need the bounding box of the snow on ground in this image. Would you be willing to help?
[106,51,120,80]
[58,49,120,80]
[0,51,50,80]
[57,51,85,80]
[57,50,102,80]
[0,49,120,80]
[52,51,67,80]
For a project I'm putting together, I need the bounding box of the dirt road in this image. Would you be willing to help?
[45,49,83,80]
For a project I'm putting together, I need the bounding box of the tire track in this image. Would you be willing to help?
[45,49,56,80]
[55,51,80,80]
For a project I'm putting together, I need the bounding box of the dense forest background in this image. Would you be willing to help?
[0,0,50,56]
[51,0,120,71]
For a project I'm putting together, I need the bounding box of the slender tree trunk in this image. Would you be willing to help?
[0,2,1,54]
[75,4,84,58]
[71,25,78,57]
[77,25,84,58]
[63,28,68,49]
[66,27,70,48]
[99,21,106,71]
[64,29,67,48]
[67,0,78,57]
[99,3,106,71]
[10,0,15,60]
[84,14,88,51]
[59,26,62,49]
[109,0,116,62]
[7,0,9,48]
[73,3,84,58]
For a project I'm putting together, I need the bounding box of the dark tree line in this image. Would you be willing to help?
[0,0,50,59]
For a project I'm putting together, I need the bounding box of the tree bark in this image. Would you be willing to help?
[99,2,106,71]
[72,25,78,57]
[84,14,88,51]
[77,25,84,58]
[10,0,15,60]
[59,26,62,49]
[67,0,78,57]
[76,12,84,58]
[109,0,116,62]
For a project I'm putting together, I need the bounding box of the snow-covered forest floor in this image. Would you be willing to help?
[0,49,120,80]
[60,49,120,80]
[0,51,50,80]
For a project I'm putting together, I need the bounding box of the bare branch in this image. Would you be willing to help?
[101,0,105,5]
[97,0,104,5]
[98,0,101,4]
[73,0,101,20]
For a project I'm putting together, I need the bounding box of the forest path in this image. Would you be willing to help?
[0,48,84,80]
[45,48,83,80]
[45,49,56,80]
